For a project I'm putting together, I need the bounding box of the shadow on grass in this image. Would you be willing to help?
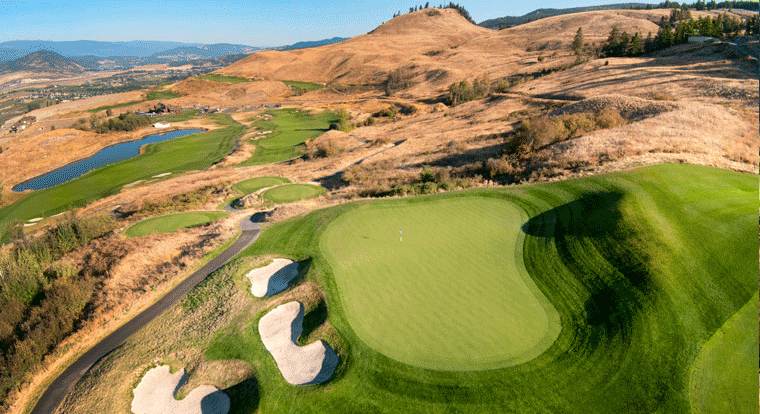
[219,376,260,414]
[522,191,655,342]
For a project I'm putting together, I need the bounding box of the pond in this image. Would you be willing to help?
[12,129,204,192]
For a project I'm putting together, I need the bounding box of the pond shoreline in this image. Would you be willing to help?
[12,128,206,192]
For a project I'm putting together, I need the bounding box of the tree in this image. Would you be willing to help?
[631,32,644,55]
[572,27,584,57]
[105,108,113,117]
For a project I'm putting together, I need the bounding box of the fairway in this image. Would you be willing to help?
[261,184,324,203]
[319,197,560,370]
[125,211,229,237]
[0,123,243,239]
[239,109,336,165]
[233,176,290,195]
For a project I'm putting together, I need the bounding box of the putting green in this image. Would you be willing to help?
[319,197,561,370]
[233,176,290,195]
[261,184,325,204]
[125,211,228,237]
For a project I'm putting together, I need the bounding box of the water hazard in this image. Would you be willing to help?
[12,129,204,192]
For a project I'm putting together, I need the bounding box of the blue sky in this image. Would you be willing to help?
[1,1,660,46]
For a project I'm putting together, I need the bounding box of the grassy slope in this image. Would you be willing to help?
[688,292,758,414]
[260,184,325,203]
[125,211,229,237]
[197,74,250,83]
[233,177,291,195]
[59,164,757,413]
[281,80,325,91]
[239,109,336,165]
[319,197,560,370]
[0,121,243,236]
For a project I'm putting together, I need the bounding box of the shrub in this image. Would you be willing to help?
[329,108,353,132]
[384,67,415,96]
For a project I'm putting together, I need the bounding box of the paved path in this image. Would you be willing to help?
[30,216,262,414]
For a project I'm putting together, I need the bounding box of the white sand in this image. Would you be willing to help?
[131,365,230,414]
[152,172,172,178]
[27,217,43,222]
[258,301,338,385]
[245,259,299,297]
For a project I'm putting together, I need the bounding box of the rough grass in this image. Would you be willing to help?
[0,125,243,239]
[125,211,229,237]
[320,197,560,370]
[232,176,290,195]
[86,100,145,113]
[260,184,325,203]
[238,109,337,165]
[56,164,757,413]
[281,80,325,92]
[197,74,250,83]
[145,90,182,101]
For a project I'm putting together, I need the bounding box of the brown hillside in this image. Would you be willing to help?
[219,8,734,98]
[218,8,493,86]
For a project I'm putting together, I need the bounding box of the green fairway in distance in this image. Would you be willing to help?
[239,108,336,165]
[233,176,290,195]
[261,184,325,203]
[0,125,242,239]
[126,211,228,237]
[319,196,560,370]
[197,74,250,83]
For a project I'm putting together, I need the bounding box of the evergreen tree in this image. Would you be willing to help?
[631,32,644,55]
[572,27,584,57]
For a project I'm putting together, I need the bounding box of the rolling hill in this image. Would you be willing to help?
[0,50,85,74]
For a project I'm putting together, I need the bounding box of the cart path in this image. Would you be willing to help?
[30,216,262,414]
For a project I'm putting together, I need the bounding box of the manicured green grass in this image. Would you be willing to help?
[238,108,336,165]
[146,90,182,100]
[197,74,250,83]
[320,197,560,370]
[0,125,243,239]
[281,80,325,92]
[155,110,200,122]
[232,176,291,195]
[125,211,229,237]
[260,184,325,203]
[689,292,758,413]
[59,164,758,413]
[87,100,145,113]
[219,163,756,413]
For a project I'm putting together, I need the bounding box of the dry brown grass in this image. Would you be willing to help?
[5,214,243,414]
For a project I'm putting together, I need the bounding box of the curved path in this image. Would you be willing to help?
[30,216,262,414]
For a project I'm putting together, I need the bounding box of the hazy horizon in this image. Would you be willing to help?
[3,1,664,47]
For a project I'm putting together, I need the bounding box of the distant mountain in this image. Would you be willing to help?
[0,37,350,72]
[149,44,259,61]
[0,50,85,74]
[0,40,208,57]
[479,3,649,29]
[277,37,350,51]
[0,47,26,63]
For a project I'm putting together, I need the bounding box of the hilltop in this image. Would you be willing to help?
[0,50,84,75]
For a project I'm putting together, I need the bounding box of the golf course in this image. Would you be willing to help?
[61,163,757,413]
[240,109,336,165]
[0,121,243,239]
[125,211,229,237]
[260,184,325,204]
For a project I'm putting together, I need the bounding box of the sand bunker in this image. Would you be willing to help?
[245,259,300,297]
[131,365,230,414]
[258,301,338,385]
